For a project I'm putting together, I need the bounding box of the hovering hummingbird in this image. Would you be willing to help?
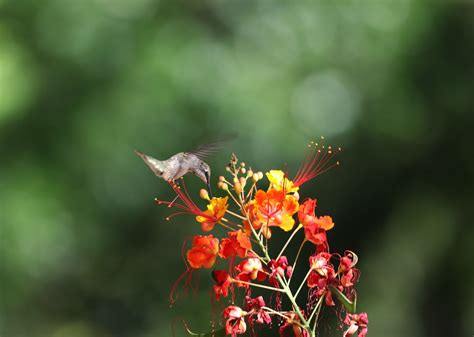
[135,136,234,197]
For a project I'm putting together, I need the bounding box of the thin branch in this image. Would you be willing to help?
[277,224,303,260]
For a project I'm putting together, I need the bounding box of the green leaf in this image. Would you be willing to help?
[329,286,357,313]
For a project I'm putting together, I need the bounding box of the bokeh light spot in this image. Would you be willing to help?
[291,71,360,136]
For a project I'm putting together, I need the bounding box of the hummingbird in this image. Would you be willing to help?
[135,136,234,197]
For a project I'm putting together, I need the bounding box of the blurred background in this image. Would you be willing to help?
[1,0,473,336]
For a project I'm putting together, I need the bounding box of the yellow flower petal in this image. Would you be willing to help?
[279,214,296,231]
[266,170,299,193]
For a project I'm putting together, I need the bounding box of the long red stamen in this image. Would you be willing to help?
[293,138,341,187]
[155,181,217,223]
[170,240,194,306]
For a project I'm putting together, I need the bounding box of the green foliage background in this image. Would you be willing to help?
[0,1,473,336]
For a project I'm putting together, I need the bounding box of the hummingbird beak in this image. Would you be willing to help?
[205,171,212,198]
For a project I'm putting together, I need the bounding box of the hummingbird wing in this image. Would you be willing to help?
[190,132,238,160]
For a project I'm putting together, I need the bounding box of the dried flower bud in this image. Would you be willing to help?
[200,189,210,200]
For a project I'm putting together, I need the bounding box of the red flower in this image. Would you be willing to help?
[235,257,266,285]
[297,198,317,223]
[341,269,355,287]
[309,252,332,276]
[223,306,247,337]
[343,312,368,337]
[186,235,219,269]
[269,256,293,279]
[308,252,337,306]
[212,270,231,301]
[244,296,271,325]
[298,199,334,245]
[219,230,252,259]
[339,252,359,288]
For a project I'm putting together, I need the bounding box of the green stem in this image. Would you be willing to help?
[311,296,324,335]
[261,306,291,321]
[225,210,246,220]
[277,274,309,327]
[294,267,313,299]
[288,239,307,287]
[225,188,242,210]
[232,279,285,292]
[277,224,302,260]
[308,291,325,324]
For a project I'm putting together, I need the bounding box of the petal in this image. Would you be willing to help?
[317,216,334,230]
[279,214,296,231]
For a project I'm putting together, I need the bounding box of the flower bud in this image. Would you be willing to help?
[239,176,246,188]
[240,162,245,168]
[257,172,264,180]
[234,182,242,194]
[240,167,246,174]
[200,189,210,200]
[218,175,225,182]
[233,177,239,184]
[252,173,259,183]
[247,169,253,178]
[218,181,228,191]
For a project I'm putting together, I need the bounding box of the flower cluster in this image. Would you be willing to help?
[151,140,368,337]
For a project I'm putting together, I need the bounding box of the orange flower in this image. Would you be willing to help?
[246,188,299,237]
[186,235,219,269]
[298,199,334,245]
[219,230,252,259]
[196,196,228,231]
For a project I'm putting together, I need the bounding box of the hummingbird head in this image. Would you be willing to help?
[194,161,212,197]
